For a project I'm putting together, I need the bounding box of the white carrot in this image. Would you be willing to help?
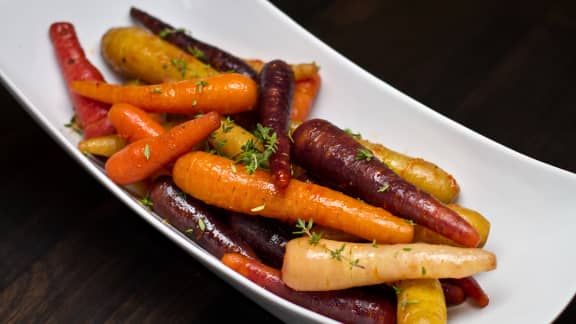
[281,237,496,291]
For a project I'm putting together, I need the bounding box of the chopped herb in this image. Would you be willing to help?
[139,195,154,208]
[185,228,194,233]
[402,247,412,252]
[349,258,362,270]
[378,183,389,192]
[250,203,266,213]
[144,144,151,160]
[391,285,403,295]
[355,148,373,161]
[170,58,189,78]
[151,87,162,94]
[187,45,206,61]
[403,219,416,225]
[329,244,346,261]
[344,128,362,139]
[400,299,420,309]
[294,219,322,245]
[235,124,278,174]
[421,266,427,276]
[221,116,234,133]
[64,115,82,135]
[196,80,209,94]
[198,218,206,232]
[158,27,185,38]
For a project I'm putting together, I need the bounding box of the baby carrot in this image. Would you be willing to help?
[290,73,321,122]
[49,22,115,139]
[70,73,258,115]
[172,151,414,244]
[108,103,165,142]
[105,111,221,185]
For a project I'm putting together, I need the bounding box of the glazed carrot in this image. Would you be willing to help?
[49,22,115,139]
[357,137,460,203]
[292,119,481,248]
[281,238,496,291]
[446,276,490,307]
[105,112,221,185]
[395,279,447,324]
[130,7,258,80]
[70,73,258,115]
[101,26,217,83]
[258,60,295,188]
[290,73,321,122]
[172,151,413,243]
[77,134,126,157]
[222,253,397,324]
[108,103,166,142]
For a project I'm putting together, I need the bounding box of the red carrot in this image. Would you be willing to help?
[447,276,490,307]
[222,253,397,324]
[49,22,114,139]
[105,111,221,185]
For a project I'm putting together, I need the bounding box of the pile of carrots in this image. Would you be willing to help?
[50,7,496,324]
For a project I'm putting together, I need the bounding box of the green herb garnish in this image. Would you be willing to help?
[355,148,373,161]
[143,144,151,160]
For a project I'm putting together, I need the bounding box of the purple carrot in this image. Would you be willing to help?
[291,118,481,247]
[130,7,258,80]
[258,59,295,188]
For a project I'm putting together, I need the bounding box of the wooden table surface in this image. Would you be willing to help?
[1,0,575,322]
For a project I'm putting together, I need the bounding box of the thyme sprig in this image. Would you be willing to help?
[235,123,278,174]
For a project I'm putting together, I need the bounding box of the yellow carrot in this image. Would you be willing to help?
[395,279,447,324]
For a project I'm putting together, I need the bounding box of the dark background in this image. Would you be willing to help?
[1,0,575,322]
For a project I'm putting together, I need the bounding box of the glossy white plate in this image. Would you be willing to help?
[1,0,575,323]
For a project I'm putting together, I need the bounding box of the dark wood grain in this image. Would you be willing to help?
[1,0,575,323]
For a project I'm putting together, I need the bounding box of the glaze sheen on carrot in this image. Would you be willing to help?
[258,60,295,188]
[172,151,413,243]
[108,103,165,142]
[281,238,496,291]
[70,73,258,115]
[222,253,397,324]
[105,112,221,185]
[291,119,481,248]
[49,22,115,139]
[290,73,321,122]
[149,177,258,260]
[130,7,258,80]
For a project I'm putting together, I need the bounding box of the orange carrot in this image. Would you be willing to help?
[70,73,258,115]
[105,112,221,185]
[172,151,414,243]
[290,73,321,122]
[108,103,166,142]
